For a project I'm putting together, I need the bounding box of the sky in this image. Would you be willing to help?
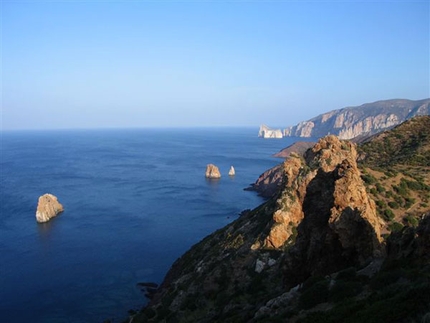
[1,0,429,130]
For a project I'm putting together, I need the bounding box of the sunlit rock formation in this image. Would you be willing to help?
[205,164,221,179]
[36,193,64,223]
[258,124,283,138]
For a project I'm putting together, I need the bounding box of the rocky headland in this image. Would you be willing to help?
[124,116,430,323]
[36,193,64,223]
[283,98,430,140]
[258,124,283,139]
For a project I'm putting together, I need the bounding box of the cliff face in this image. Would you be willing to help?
[284,99,430,140]
[258,124,283,139]
[132,136,385,323]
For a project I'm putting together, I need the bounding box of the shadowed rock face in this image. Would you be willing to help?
[282,158,382,288]
[36,194,64,223]
[260,135,381,254]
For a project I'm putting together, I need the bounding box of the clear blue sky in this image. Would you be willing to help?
[2,0,429,130]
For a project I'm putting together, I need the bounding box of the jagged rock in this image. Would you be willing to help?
[228,166,235,176]
[35,193,64,223]
[205,164,221,179]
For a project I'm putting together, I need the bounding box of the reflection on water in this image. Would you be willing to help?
[36,218,58,242]
[205,177,221,185]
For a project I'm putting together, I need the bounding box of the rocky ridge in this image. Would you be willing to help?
[283,98,430,140]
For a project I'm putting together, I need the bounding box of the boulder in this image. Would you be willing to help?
[36,193,64,223]
[205,164,221,179]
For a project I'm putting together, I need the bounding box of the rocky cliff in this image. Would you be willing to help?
[123,117,430,323]
[258,124,283,139]
[284,98,430,140]
[130,136,390,323]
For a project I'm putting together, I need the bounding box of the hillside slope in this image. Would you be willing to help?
[284,98,430,140]
[125,117,430,323]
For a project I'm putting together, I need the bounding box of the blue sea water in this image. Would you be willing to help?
[0,128,304,323]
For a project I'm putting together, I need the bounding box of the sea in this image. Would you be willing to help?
[0,128,307,323]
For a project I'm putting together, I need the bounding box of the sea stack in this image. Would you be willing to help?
[228,166,235,176]
[36,193,64,223]
[205,164,221,179]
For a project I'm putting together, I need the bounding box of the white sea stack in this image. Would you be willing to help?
[228,166,235,176]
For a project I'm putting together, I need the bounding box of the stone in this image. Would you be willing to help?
[228,166,235,176]
[36,193,64,223]
[205,164,221,179]
[255,259,265,273]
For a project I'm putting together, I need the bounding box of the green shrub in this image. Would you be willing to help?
[404,215,419,227]
[383,209,395,221]
[361,174,377,185]
[376,183,386,193]
[388,222,403,233]
[376,200,387,209]
[385,190,394,198]
[388,201,399,209]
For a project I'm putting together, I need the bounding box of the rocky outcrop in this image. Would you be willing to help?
[134,136,384,323]
[36,193,64,223]
[283,98,430,140]
[205,164,221,179]
[228,166,235,176]
[258,136,382,257]
[246,163,284,198]
[258,124,283,138]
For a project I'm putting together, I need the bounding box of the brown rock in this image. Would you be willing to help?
[247,164,284,198]
[36,193,64,223]
[262,135,382,269]
[205,164,221,179]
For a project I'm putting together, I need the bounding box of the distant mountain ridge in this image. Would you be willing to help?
[284,98,430,139]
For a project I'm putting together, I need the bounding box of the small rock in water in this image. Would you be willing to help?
[228,165,235,176]
[205,164,221,179]
[35,193,64,223]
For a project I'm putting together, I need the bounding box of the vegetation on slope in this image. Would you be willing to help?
[121,116,430,323]
[357,116,430,234]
